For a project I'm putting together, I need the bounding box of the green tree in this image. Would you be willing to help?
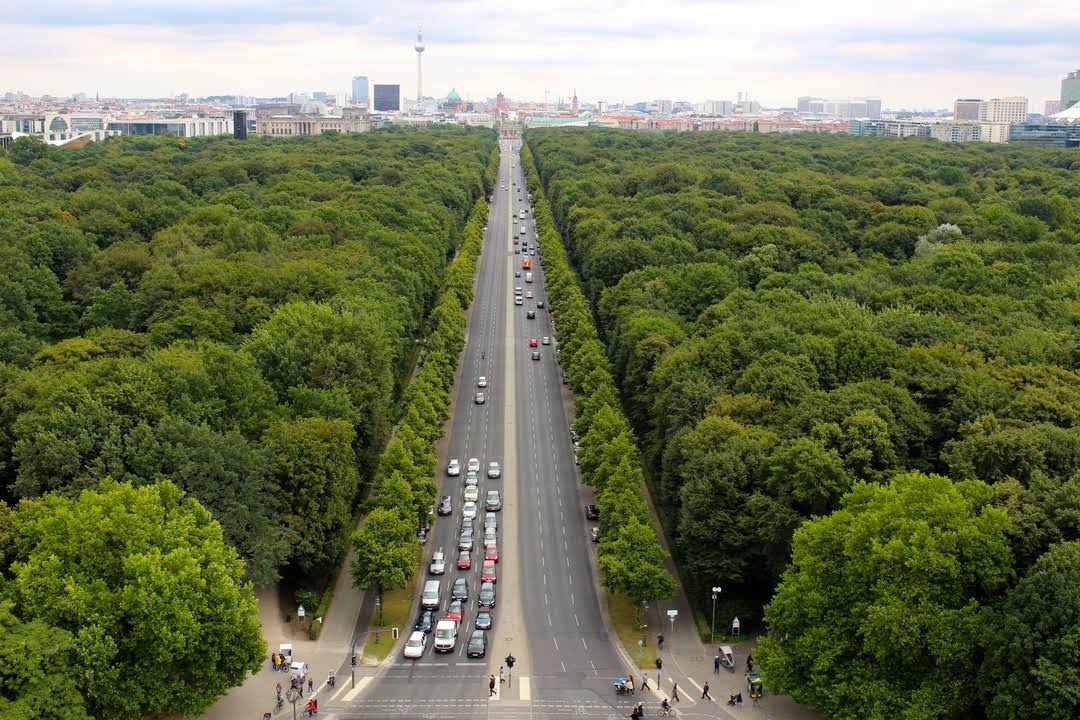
[6,480,264,720]
[350,507,418,593]
[757,472,1012,720]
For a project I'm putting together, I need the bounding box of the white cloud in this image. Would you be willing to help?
[0,0,1074,106]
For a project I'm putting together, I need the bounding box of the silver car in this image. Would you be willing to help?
[430,549,446,575]
[487,461,501,479]
[485,490,502,511]
[467,458,481,473]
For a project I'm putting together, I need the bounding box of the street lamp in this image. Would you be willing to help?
[286,686,301,720]
[711,587,722,645]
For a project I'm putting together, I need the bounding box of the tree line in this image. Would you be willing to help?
[0,127,496,719]
[527,127,1080,720]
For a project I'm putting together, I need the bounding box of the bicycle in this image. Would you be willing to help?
[657,707,677,717]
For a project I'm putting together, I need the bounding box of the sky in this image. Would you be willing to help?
[2,0,1076,109]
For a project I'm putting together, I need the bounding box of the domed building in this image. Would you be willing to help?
[441,88,464,112]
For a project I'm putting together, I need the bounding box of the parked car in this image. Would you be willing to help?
[591,527,600,543]
[437,496,452,516]
[585,504,600,520]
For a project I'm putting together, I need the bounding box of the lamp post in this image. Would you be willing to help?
[711,587,722,645]
[286,686,301,720]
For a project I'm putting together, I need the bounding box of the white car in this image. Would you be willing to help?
[487,461,501,479]
[525,291,533,299]
[514,296,523,306]
[403,630,426,659]
[464,485,480,503]
[467,458,481,474]
[447,458,460,476]
[541,336,551,345]
[484,512,498,532]
[477,376,488,388]
[465,472,479,487]
[463,501,478,519]
[430,550,446,575]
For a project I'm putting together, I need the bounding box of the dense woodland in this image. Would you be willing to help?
[0,128,495,719]
[527,128,1080,720]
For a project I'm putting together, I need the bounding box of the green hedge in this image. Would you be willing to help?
[521,143,676,607]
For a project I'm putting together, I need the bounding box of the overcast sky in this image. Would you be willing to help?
[3,0,1076,108]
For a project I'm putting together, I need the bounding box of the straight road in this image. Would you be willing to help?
[326,140,629,719]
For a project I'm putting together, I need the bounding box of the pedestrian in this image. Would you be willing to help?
[747,653,754,671]
[672,681,679,702]
[500,665,505,683]
[640,672,649,691]
[489,674,497,696]
[627,674,635,695]
[276,682,282,698]
[658,633,664,650]
[702,682,712,700]
[752,691,761,707]
[307,677,313,695]
[714,654,720,674]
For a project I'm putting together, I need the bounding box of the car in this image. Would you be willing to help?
[487,461,501,479]
[481,559,497,583]
[430,550,447,575]
[514,286,523,294]
[446,598,464,621]
[477,376,488,388]
[591,527,600,543]
[541,336,550,345]
[415,609,435,633]
[537,300,545,308]
[485,489,502,511]
[451,577,469,601]
[474,391,486,404]
[475,610,493,630]
[433,619,458,652]
[526,310,536,319]
[403,630,427,659]
[483,530,497,547]
[485,542,499,563]
[529,338,538,347]
[585,504,600,520]
[461,516,475,534]
[437,496,452,516]
[530,249,536,255]
[478,581,497,608]
[467,458,481,473]
[447,458,460,476]
[515,270,521,277]
[458,532,474,551]
[525,291,533,299]
[531,350,541,361]
[514,295,523,305]
[457,549,472,569]
[464,471,479,487]
[464,485,479,503]
[466,629,488,658]
[484,512,498,532]
[418,526,428,544]
[514,247,520,254]
[462,501,477,519]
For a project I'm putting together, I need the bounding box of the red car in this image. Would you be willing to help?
[484,543,499,563]
[446,599,464,621]
[529,338,538,347]
[481,559,497,583]
[457,550,472,570]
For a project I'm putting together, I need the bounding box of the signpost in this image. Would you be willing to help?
[711,587,722,644]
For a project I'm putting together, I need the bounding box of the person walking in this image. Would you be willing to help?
[499,665,505,684]
[640,672,649,691]
[489,674,497,697]
[747,653,754,671]
[671,681,680,702]
[714,654,721,674]
[702,682,712,700]
[307,677,313,695]
[627,674,635,695]
[657,633,665,650]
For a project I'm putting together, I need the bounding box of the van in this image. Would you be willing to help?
[421,580,441,610]
[525,272,533,283]
[433,619,459,652]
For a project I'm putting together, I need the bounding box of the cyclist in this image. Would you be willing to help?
[660,698,673,716]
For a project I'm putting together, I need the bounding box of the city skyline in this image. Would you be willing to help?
[2,0,1076,108]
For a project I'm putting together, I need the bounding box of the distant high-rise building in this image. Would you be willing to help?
[978,97,1028,124]
[798,97,880,119]
[496,92,507,111]
[954,99,982,120]
[1062,70,1080,112]
[373,84,401,112]
[1045,100,1062,116]
[352,76,369,107]
[233,110,248,140]
[414,25,426,104]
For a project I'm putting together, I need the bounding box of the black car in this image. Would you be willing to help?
[585,504,600,520]
[478,581,496,608]
[537,300,545,308]
[452,577,469,601]
[414,609,435,633]
[475,610,493,630]
[437,496,452,516]
[466,629,488,658]
[526,310,536,319]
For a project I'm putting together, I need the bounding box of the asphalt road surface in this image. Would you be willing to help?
[324,142,629,718]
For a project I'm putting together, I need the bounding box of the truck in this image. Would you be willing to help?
[433,619,459,652]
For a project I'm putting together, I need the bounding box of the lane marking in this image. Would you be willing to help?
[518,676,531,701]
[339,676,372,702]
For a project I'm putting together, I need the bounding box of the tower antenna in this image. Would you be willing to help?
[414,24,426,105]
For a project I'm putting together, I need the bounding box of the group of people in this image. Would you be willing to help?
[270,652,289,671]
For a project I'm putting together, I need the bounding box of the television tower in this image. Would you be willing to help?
[414,24,426,104]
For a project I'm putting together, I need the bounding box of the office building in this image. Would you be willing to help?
[799,97,881,119]
[978,97,1028,124]
[106,116,232,137]
[848,119,930,138]
[1062,70,1080,112]
[233,110,248,140]
[352,76,369,107]
[1010,121,1080,148]
[1045,100,1062,116]
[373,84,400,112]
[930,122,981,143]
[699,100,734,116]
[954,99,981,120]
[0,112,118,145]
